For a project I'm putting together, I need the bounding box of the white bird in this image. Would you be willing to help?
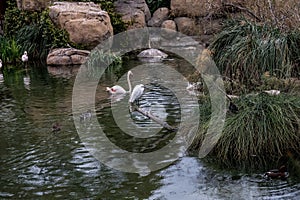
[129,84,144,104]
[106,70,133,95]
[186,82,196,91]
[0,59,3,83]
[264,90,280,96]
[22,51,28,62]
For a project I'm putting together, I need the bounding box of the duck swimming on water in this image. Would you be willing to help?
[52,122,61,132]
[264,165,289,180]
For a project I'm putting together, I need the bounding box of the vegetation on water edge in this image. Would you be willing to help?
[209,19,300,92]
[190,92,300,169]
[0,36,20,63]
[1,0,126,63]
[85,49,122,80]
[3,0,69,62]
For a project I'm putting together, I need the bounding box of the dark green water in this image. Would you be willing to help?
[0,61,299,199]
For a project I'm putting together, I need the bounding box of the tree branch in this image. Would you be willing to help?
[131,106,177,131]
[223,3,261,21]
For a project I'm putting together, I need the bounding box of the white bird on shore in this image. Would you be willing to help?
[106,70,133,95]
[264,90,280,96]
[0,59,3,83]
[22,51,28,62]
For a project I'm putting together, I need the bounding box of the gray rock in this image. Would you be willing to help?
[114,0,151,29]
[47,48,90,66]
[148,7,169,27]
[174,17,196,36]
[161,20,177,39]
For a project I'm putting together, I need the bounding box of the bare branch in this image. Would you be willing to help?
[223,3,261,21]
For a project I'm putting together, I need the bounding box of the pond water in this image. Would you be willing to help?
[0,59,300,199]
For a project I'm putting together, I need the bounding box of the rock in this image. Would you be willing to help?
[174,17,196,35]
[161,36,199,47]
[47,48,90,66]
[161,20,177,39]
[137,48,168,63]
[114,0,151,29]
[47,65,80,78]
[171,0,206,17]
[17,0,51,11]
[49,2,113,49]
[161,20,177,31]
[148,7,169,27]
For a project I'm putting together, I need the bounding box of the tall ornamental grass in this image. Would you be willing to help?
[191,93,300,168]
[210,20,300,86]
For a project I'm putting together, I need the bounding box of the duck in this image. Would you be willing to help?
[80,109,92,122]
[264,165,289,180]
[52,122,61,132]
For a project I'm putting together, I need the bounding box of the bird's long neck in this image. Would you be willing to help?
[127,72,132,94]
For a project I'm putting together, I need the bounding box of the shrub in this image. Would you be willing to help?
[16,10,69,60]
[210,19,300,89]
[4,1,69,61]
[191,93,300,169]
[85,49,122,80]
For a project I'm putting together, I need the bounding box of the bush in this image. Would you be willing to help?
[4,1,69,61]
[210,19,300,88]
[16,10,69,60]
[191,93,300,169]
[85,49,122,80]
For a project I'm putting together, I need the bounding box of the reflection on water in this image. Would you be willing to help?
[0,61,299,199]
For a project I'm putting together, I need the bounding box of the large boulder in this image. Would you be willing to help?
[171,0,207,17]
[148,7,169,27]
[114,0,151,29]
[174,17,196,35]
[161,20,177,39]
[47,48,90,66]
[17,0,51,11]
[49,2,113,49]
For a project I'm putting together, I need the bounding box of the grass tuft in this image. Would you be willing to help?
[191,93,300,169]
[210,19,300,89]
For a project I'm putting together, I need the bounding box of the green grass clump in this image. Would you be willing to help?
[210,19,300,88]
[191,93,300,168]
[0,36,20,63]
[85,49,122,80]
